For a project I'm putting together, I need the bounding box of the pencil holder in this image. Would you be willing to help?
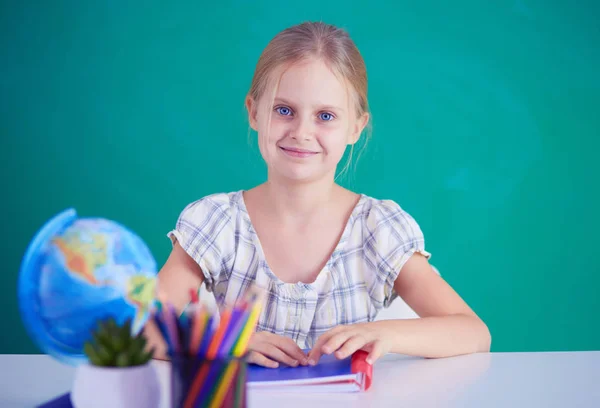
[170,353,247,408]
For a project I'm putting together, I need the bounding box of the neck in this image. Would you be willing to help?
[262,173,338,221]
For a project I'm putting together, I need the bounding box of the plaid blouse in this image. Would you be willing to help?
[167,190,430,349]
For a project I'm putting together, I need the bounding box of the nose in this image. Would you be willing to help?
[290,116,313,141]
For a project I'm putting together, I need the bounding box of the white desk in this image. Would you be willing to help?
[1,351,599,407]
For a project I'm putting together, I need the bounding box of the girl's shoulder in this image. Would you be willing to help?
[352,193,427,249]
[176,190,245,221]
[356,193,420,227]
[180,189,243,208]
[351,193,430,279]
[168,191,247,291]
[170,190,248,240]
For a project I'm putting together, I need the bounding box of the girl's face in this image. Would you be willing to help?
[247,58,369,184]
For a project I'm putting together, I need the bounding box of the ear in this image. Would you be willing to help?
[245,95,259,131]
[348,112,370,145]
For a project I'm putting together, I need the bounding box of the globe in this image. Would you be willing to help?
[18,208,158,366]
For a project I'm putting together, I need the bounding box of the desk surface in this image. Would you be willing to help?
[1,351,599,407]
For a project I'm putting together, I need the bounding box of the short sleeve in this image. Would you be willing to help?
[363,199,431,308]
[167,194,235,293]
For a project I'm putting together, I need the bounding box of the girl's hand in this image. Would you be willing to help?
[247,331,309,368]
[307,322,392,365]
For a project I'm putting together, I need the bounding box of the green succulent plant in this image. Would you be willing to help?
[83,316,154,367]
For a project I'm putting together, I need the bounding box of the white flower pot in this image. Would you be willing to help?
[71,362,161,408]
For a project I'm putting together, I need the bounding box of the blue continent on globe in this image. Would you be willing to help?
[18,208,158,366]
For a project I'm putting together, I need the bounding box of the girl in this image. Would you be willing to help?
[148,21,491,368]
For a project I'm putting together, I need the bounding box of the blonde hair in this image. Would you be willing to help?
[246,21,372,180]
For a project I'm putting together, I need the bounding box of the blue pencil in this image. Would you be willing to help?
[152,314,174,355]
[197,315,216,358]
[219,307,250,357]
[162,304,181,354]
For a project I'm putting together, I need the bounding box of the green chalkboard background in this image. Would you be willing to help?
[2,1,599,354]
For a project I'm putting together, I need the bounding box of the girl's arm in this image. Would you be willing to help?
[155,241,205,313]
[308,254,491,364]
[387,252,492,357]
[143,241,204,360]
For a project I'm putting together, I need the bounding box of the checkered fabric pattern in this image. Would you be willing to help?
[167,190,430,349]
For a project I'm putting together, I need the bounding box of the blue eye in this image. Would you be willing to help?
[319,112,334,121]
[275,106,292,116]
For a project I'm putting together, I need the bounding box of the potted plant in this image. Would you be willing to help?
[71,316,161,408]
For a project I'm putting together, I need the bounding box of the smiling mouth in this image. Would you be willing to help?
[279,146,319,158]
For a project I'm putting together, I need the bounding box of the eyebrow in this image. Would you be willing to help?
[273,97,345,112]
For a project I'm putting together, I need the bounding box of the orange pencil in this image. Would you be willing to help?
[205,307,232,359]
[189,306,207,355]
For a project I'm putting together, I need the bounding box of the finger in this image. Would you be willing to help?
[306,346,321,366]
[307,333,334,365]
[252,341,300,367]
[321,330,354,355]
[334,334,369,360]
[272,335,309,365]
[308,328,349,365]
[366,340,384,364]
[246,351,279,368]
[248,332,302,366]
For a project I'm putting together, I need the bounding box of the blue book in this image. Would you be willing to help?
[37,392,72,408]
[246,350,373,393]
